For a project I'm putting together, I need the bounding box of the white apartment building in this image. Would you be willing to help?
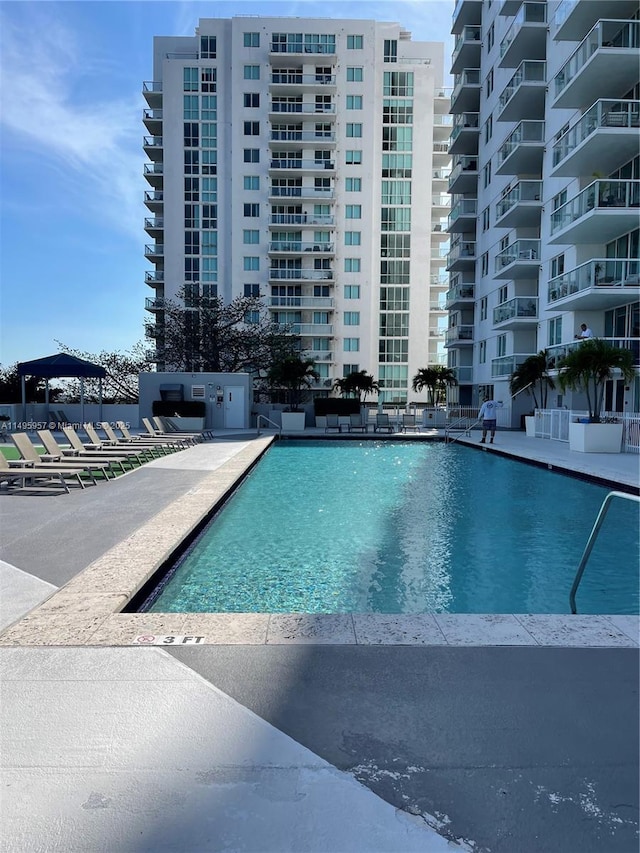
[143,17,451,404]
[446,0,640,421]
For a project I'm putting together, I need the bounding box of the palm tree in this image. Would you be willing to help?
[558,339,635,422]
[411,366,457,406]
[334,370,379,402]
[268,355,319,411]
[509,351,555,410]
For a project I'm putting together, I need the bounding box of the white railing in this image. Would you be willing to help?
[534,409,640,453]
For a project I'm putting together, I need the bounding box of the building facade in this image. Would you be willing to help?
[447,0,640,420]
[143,17,451,404]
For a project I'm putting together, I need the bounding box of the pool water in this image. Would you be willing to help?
[144,441,639,615]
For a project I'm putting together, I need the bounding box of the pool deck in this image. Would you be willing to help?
[1,428,638,851]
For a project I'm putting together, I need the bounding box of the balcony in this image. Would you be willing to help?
[144,243,164,260]
[268,241,334,255]
[434,87,454,114]
[445,325,474,346]
[433,113,454,140]
[451,26,482,74]
[269,102,336,120]
[553,20,640,109]
[550,179,640,244]
[269,158,335,175]
[449,113,480,155]
[448,199,477,232]
[432,193,452,212]
[143,136,163,161]
[145,297,165,312]
[491,354,533,377]
[142,109,162,133]
[450,69,481,114]
[144,190,164,212]
[551,100,640,177]
[493,297,538,329]
[499,2,547,68]
[446,240,476,271]
[144,322,161,340]
[144,217,164,236]
[143,163,163,189]
[268,268,334,282]
[500,0,524,14]
[452,0,483,34]
[288,323,334,336]
[548,258,640,310]
[496,120,545,175]
[495,180,542,228]
[497,61,546,122]
[269,130,336,148]
[142,82,162,108]
[547,338,640,369]
[453,365,474,383]
[432,219,450,240]
[494,240,540,279]
[445,283,475,309]
[269,186,335,202]
[433,141,451,162]
[269,213,334,227]
[268,296,334,309]
[269,41,336,61]
[144,271,164,287]
[304,350,334,362]
[552,0,639,41]
[269,72,337,93]
[448,156,478,194]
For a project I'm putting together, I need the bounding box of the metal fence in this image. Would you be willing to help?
[534,409,640,453]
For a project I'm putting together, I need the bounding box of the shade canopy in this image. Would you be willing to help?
[17,353,106,379]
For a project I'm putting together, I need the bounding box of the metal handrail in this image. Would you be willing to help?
[256,415,282,437]
[570,491,640,613]
[445,416,482,444]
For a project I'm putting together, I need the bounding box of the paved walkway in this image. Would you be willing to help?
[0,429,638,851]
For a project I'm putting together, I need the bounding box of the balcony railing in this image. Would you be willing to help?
[497,120,544,169]
[550,180,640,236]
[548,259,640,303]
[142,82,162,94]
[144,271,164,284]
[551,100,640,169]
[270,73,336,85]
[445,325,474,345]
[144,191,164,204]
[268,269,334,280]
[491,354,532,377]
[447,241,476,267]
[288,323,334,336]
[495,180,542,220]
[143,163,163,176]
[270,159,334,170]
[448,199,477,226]
[145,297,165,311]
[269,42,336,54]
[546,338,640,369]
[270,130,336,143]
[270,102,335,114]
[268,296,334,308]
[493,296,538,324]
[499,2,547,62]
[144,244,164,257]
[451,112,480,140]
[269,187,335,199]
[494,239,540,272]
[304,350,334,362]
[433,193,452,207]
[498,60,546,115]
[553,20,640,103]
[142,109,163,123]
[268,241,334,252]
[445,283,475,307]
[144,217,164,230]
[269,213,334,226]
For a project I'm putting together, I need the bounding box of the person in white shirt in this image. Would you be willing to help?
[478,397,503,444]
[575,323,594,340]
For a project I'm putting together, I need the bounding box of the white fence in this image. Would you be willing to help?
[535,409,640,453]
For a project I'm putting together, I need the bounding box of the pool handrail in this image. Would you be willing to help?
[256,414,282,436]
[445,415,481,444]
[570,491,640,614]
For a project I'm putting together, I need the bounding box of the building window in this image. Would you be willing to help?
[184,178,199,201]
[200,36,216,58]
[383,71,414,96]
[482,207,490,232]
[183,96,199,120]
[244,283,260,297]
[243,229,259,244]
[550,254,565,278]
[345,177,362,192]
[343,363,359,376]
[549,317,562,346]
[243,148,260,163]
[244,32,260,47]
[344,258,361,272]
[487,23,494,52]
[202,205,217,228]
[480,296,487,321]
[481,252,489,276]
[185,231,200,255]
[244,176,260,190]
[184,150,199,174]
[346,95,363,110]
[484,114,493,143]
[243,203,259,217]
[243,256,259,271]
[479,340,486,363]
[344,337,360,351]
[344,311,360,325]
[383,39,398,62]
[497,334,507,357]
[184,258,200,281]
[344,285,360,298]
[347,34,363,49]
[245,310,260,324]
[382,126,413,151]
[184,122,199,146]
[201,68,216,92]
[184,204,200,228]
[183,68,198,91]
[244,93,260,108]
[244,121,260,135]
[201,95,217,120]
[243,65,260,80]
[347,67,364,82]
[345,204,361,219]
[345,231,361,245]
[483,161,491,188]
[485,67,494,97]
[346,150,363,164]
[553,190,567,210]
[202,232,217,254]
[201,123,217,148]
[346,123,362,137]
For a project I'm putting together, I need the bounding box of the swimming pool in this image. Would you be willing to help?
[142,440,639,615]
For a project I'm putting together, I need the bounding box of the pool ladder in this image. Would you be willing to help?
[256,415,282,437]
[570,491,640,613]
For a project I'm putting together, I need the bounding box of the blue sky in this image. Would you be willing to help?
[0,0,454,368]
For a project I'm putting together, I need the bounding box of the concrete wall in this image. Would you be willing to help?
[138,372,251,430]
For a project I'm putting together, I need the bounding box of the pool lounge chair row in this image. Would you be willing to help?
[323,413,421,434]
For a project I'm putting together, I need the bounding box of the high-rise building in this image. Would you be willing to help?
[143,16,451,403]
[446,0,639,419]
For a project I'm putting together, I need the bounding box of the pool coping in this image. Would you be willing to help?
[0,434,637,649]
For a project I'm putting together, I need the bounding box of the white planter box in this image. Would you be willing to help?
[525,416,536,437]
[281,412,306,431]
[568,421,623,453]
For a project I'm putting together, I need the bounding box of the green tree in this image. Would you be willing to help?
[268,355,319,411]
[558,339,635,422]
[411,366,458,405]
[509,351,556,410]
[0,363,62,403]
[333,370,379,402]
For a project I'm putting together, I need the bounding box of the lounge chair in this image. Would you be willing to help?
[82,424,153,464]
[153,416,212,442]
[0,452,77,493]
[325,413,341,433]
[116,421,191,450]
[10,432,105,483]
[61,426,140,468]
[401,414,419,433]
[347,413,368,433]
[36,429,125,476]
[98,422,170,456]
[374,413,394,433]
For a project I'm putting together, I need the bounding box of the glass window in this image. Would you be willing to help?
[343,338,360,351]
[244,283,260,296]
[347,35,363,49]
[244,121,260,135]
[344,285,360,298]
[244,32,260,47]
[383,39,398,63]
[346,123,362,137]
[345,205,362,219]
[346,67,363,82]
[479,341,486,364]
[243,230,259,244]
[201,123,217,148]
[343,364,359,376]
[183,96,199,120]
[243,149,260,163]
[345,178,362,192]
[345,231,361,245]
[243,256,259,271]
[184,122,199,146]
[201,95,217,120]
[344,258,361,272]
[480,297,487,321]
[243,203,259,216]
[201,68,216,92]
[346,150,362,164]
[243,176,260,190]
[243,65,260,80]
[346,95,363,110]
[183,68,198,91]
[344,311,360,325]
[244,93,260,108]
[383,71,414,96]
[200,36,216,58]
[201,177,217,202]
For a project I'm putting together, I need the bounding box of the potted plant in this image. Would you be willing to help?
[509,351,555,437]
[268,355,319,431]
[412,366,457,426]
[558,339,634,452]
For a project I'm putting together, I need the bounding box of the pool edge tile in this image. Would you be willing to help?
[266,614,356,645]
